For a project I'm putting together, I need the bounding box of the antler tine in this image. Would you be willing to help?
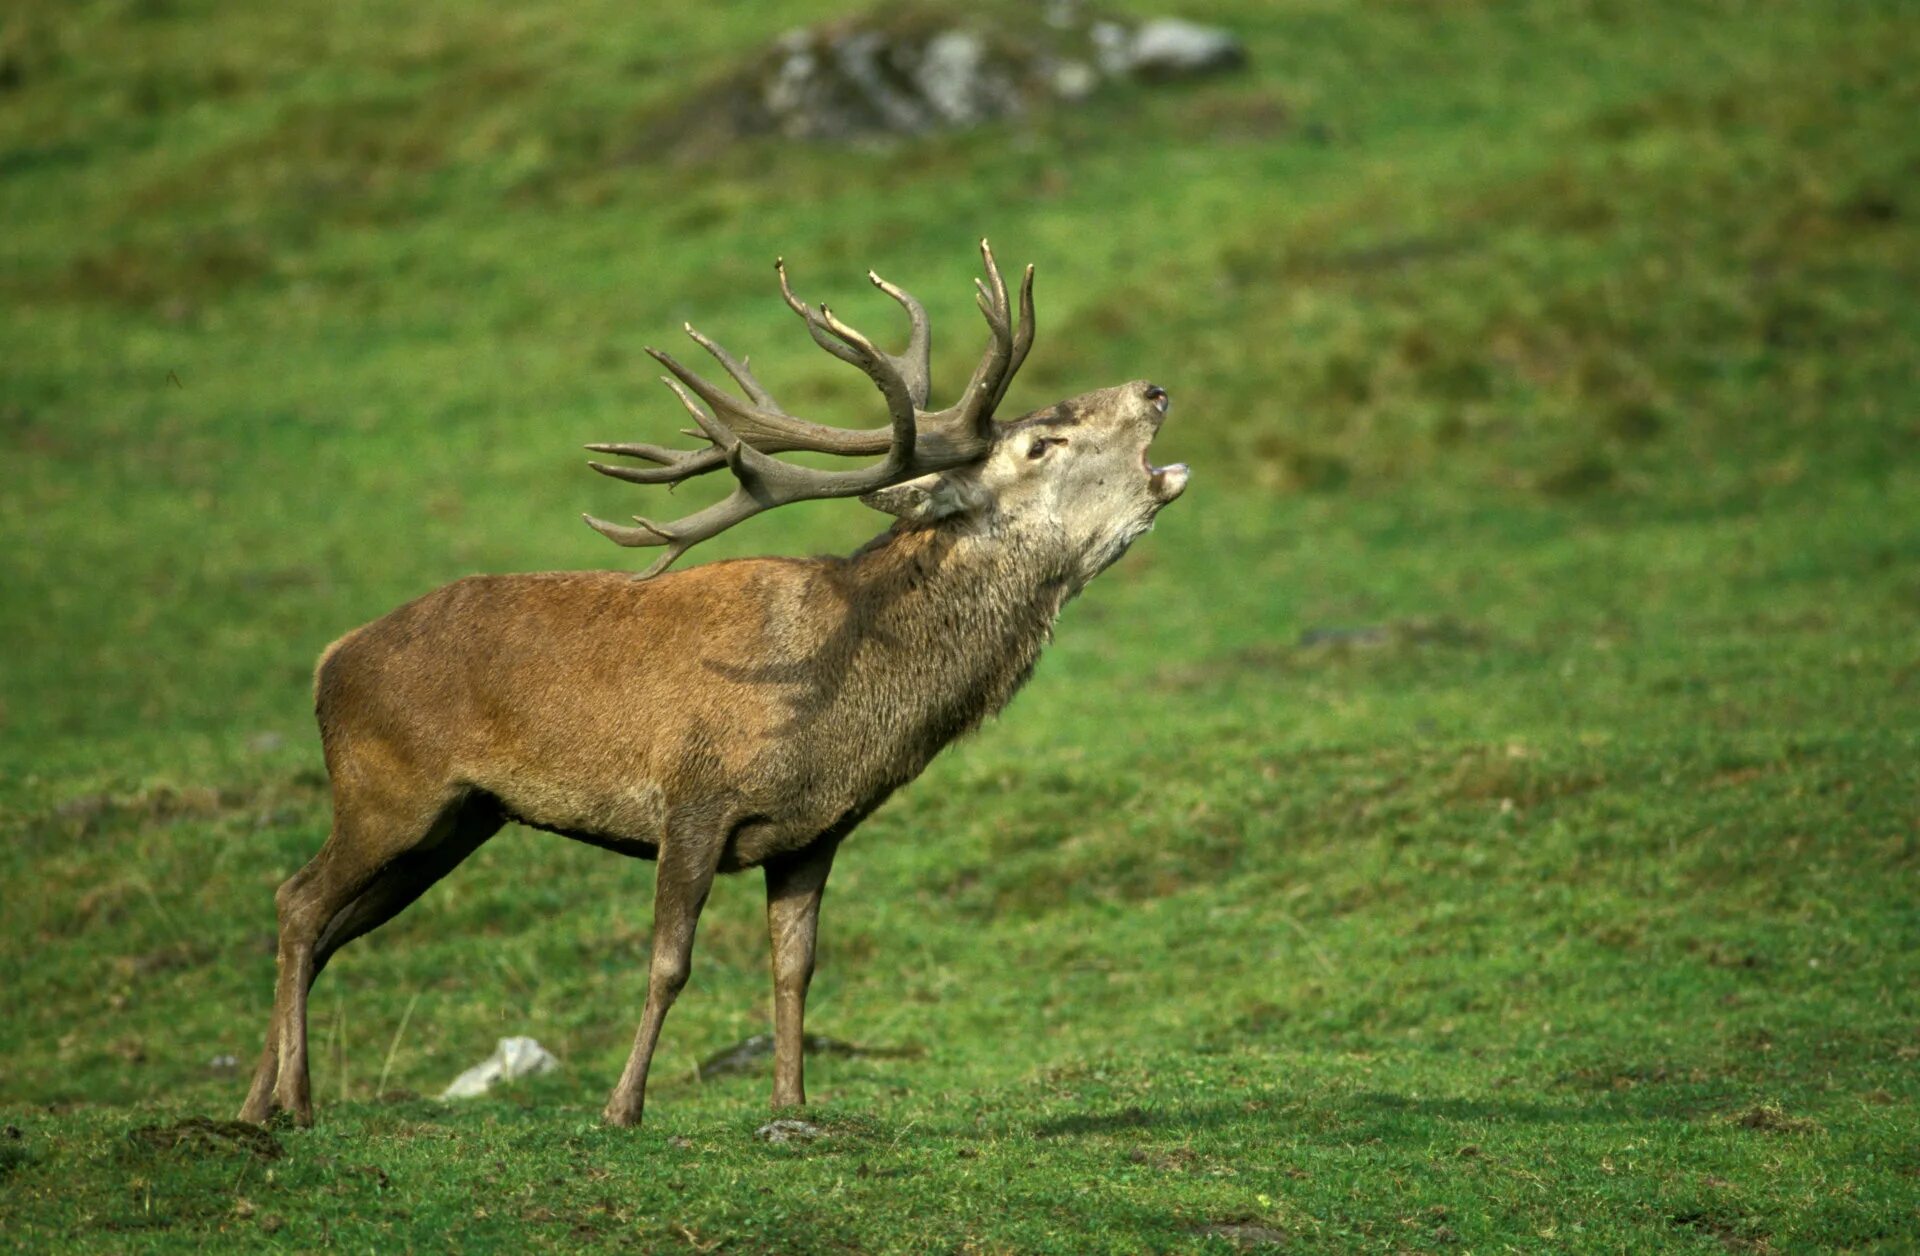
[992,263,1036,411]
[647,346,758,427]
[777,258,866,369]
[580,512,694,578]
[585,439,690,463]
[818,303,917,427]
[779,259,934,418]
[584,372,744,489]
[944,239,1033,441]
[584,374,920,576]
[659,374,739,451]
[979,237,1009,329]
[682,323,775,407]
[644,344,890,458]
[586,445,728,486]
[867,270,932,408]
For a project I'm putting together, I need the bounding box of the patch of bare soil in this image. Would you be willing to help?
[1196,1221,1288,1248]
[125,1116,284,1162]
[1729,1103,1820,1135]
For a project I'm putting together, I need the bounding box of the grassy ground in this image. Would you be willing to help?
[3,0,1917,1249]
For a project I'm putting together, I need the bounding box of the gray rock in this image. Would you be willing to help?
[917,30,990,124]
[662,7,1251,151]
[833,30,932,135]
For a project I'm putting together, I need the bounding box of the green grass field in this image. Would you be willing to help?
[3,0,1917,1249]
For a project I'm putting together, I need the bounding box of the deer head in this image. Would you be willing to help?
[865,382,1189,587]
[582,241,1188,582]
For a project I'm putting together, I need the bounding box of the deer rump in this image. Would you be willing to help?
[239,242,1187,1129]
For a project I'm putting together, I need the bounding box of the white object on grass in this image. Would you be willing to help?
[440,1036,560,1099]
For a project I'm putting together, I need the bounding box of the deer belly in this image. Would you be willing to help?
[482,773,669,850]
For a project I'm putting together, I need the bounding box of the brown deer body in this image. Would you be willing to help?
[239,245,1187,1127]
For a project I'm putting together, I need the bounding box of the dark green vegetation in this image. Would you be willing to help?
[3,0,1917,1249]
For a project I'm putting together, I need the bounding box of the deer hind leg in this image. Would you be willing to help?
[240,849,340,1126]
[602,807,728,1127]
[238,988,285,1122]
[310,795,504,969]
[239,787,497,1125]
[249,841,352,1125]
[763,838,839,1110]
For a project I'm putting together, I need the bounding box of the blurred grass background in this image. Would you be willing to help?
[2,0,1917,1250]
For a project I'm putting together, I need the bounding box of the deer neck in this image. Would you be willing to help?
[818,518,1076,754]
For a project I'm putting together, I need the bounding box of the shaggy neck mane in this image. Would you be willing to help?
[809,518,1076,755]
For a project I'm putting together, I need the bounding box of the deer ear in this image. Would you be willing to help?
[860,472,978,523]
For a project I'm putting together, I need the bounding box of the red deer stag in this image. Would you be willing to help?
[239,242,1188,1127]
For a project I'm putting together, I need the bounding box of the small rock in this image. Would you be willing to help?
[208,1053,240,1072]
[755,1118,825,1145]
[440,1036,560,1099]
[1128,18,1247,81]
[244,731,285,754]
[1050,59,1099,101]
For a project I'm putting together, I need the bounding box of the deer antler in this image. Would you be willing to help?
[583,241,1035,578]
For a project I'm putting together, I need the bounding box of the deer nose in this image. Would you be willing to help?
[1144,384,1169,414]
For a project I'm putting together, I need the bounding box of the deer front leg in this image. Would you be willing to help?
[764,838,839,1110]
[603,815,725,1127]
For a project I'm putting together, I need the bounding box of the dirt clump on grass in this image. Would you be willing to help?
[1729,1103,1820,1135]
[125,1117,284,1162]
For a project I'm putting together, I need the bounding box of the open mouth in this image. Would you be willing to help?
[1142,442,1190,505]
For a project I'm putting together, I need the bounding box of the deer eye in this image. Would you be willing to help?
[1027,436,1066,459]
